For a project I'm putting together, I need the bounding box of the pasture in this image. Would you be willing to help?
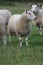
[0,2,43,65]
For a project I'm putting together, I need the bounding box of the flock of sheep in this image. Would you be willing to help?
[0,4,43,47]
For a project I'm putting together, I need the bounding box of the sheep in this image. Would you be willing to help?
[8,10,36,47]
[0,9,12,45]
[31,5,43,35]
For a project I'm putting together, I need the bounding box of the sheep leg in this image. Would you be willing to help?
[37,27,40,34]
[37,26,42,35]
[3,34,6,45]
[2,25,6,45]
[19,36,22,47]
[16,32,23,47]
[25,35,28,46]
[9,34,12,44]
[39,27,42,35]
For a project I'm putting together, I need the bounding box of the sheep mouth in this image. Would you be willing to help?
[33,12,38,16]
[34,17,37,21]
[27,20,31,22]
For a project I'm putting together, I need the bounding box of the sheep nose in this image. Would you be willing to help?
[33,11,35,14]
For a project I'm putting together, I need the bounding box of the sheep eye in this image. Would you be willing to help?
[28,13,30,14]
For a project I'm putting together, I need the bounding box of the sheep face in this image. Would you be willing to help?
[31,5,39,14]
[26,10,36,20]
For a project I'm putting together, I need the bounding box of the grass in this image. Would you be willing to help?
[0,3,43,65]
[0,1,15,6]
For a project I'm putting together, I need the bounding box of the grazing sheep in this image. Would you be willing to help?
[0,9,12,45]
[8,10,36,47]
[31,5,43,35]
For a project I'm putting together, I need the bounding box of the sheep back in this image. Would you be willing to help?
[0,9,12,25]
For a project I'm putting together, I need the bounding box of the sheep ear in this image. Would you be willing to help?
[37,4,39,7]
[37,3,40,7]
[25,10,27,13]
[37,3,42,8]
[29,3,32,8]
[40,4,42,8]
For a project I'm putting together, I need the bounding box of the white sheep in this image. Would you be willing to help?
[0,9,12,45]
[8,10,36,47]
[31,5,43,35]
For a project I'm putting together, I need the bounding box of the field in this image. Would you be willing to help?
[0,2,43,65]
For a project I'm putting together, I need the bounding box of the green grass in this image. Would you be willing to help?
[0,3,43,65]
[0,1,15,6]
